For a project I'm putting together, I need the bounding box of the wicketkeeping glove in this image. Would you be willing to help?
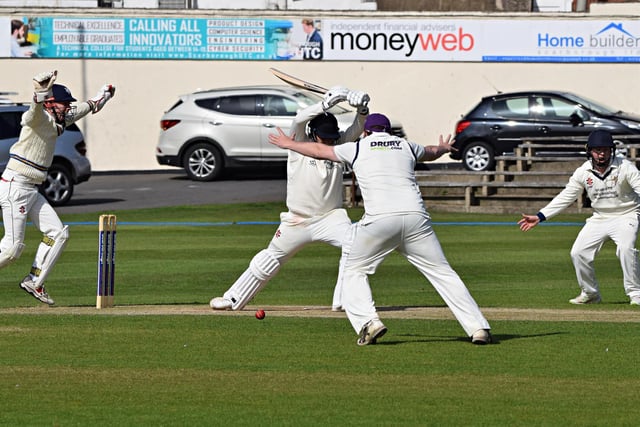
[33,70,57,103]
[322,86,349,111]
[89,84,116,114]
[347,90,370,108]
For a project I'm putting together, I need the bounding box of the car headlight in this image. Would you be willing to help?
[620,120,640,130]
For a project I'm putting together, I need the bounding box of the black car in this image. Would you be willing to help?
[451,91,640,171]
[0,101,92,206]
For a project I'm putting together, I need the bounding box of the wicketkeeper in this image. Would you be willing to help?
[0,70,115,305]
[210,85,369,311]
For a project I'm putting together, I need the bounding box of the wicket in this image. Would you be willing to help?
[97,214,117,309]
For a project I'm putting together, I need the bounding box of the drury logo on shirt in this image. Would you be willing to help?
[370,140,402,150]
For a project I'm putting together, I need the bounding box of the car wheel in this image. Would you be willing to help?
[40,164,74,206]
[462,142,495,171]
[183,143,223,181]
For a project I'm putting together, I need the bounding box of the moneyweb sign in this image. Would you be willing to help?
[3,16,639,62]
[324,18,640,62]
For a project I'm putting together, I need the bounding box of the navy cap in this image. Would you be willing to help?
[49,84,76,103]
[310,113,340,140]
[586,130,615,149]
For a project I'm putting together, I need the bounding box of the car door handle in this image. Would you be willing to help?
[539,126,549,133]
[263,123,276,128]
[208,121,222,126]
[490,125,501,131]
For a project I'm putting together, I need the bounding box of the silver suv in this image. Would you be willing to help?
[0,101,92,206]
[156,85,406,181]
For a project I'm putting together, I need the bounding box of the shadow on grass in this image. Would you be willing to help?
[384,331,568,346]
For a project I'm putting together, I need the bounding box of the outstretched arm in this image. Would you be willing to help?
[88,84,116,114]
[269,127,339,162]
[421,134,457,161]
[518,214,541,232]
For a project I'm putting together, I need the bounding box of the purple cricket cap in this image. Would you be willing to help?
[364,113,391,133]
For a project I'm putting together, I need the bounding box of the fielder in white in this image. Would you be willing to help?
[0,70,115,305]
[519,130,640,306]
[269,113,492,346]
[210,86,369,311]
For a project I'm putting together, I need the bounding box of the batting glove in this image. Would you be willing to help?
[322,86,349,110]
[347,90,370,108]
[89,84,116,114]
[33,70,57,103]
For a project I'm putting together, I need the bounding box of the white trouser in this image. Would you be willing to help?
[570,213,640,298]
[223,208,353,308]
[342,213,490,336]
[0,175,65,277]
[332,222,356,308]
[268,208,352,261]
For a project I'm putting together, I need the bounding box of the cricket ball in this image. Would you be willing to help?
[255,309,266,320]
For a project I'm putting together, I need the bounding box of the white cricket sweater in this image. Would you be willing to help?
[540,157,640,220]
[283,102,366,220]
[6,100,90,184]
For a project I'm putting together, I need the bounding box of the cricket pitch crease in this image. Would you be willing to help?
[1,305,640,323]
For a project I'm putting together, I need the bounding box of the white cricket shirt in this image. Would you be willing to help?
[540,157,640,220]
[334,132,426,216]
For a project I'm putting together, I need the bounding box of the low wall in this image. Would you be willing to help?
[4,59,638,172]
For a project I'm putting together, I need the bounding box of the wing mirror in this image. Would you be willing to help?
[569,113,584,127]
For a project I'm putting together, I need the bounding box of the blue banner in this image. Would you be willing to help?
[15,16,302,60]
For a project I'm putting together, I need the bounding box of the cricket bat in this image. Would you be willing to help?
[269,68,328,94]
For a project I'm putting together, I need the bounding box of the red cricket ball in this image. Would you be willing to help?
[255,309,266,320]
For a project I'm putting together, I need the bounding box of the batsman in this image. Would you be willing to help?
[0,70,115,305]
[210,85,369,311]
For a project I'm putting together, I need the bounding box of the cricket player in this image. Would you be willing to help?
[210,86,369,311]
[0,70,115,305]
[519,130,640,306]
[268,113,492,346]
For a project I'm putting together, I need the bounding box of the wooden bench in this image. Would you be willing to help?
[508,137,640,171]
[414,169,571,182]
[515,143,585,158]
[624,143,640,159]
[344,178,578,212]
[495,155,585,172]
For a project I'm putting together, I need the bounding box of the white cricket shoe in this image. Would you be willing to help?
[471,329,492,345]
[331,305,343,312]
[569,292,601,305]
[209,297,232,310]
[357,319,387,346]
[19,276,54,305]
[630,296,640,306]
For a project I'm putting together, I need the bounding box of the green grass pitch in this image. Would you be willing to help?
[1,203,638,426]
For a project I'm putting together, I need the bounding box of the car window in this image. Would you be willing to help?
[529,97,545,116]
[542,97,579,119]
[563,92,617,115]
[291,91,322,106]
[195,96,257,116]
[0,111,21,139]
[491,97,529,118]
[263,95,297,116]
